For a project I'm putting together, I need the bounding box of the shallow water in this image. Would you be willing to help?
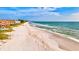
[30,21,79,39]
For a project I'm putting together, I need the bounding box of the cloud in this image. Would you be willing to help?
[14,7,61,19]
[54,12,79,21]
[17,7,79,21]
[18,8,39,13]
[0,7,79,21]
[71,13,79,19]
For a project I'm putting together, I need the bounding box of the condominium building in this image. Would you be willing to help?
[0,20,19,28]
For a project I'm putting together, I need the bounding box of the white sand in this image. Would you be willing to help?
[0,22,79,51]
[0,23,48,51]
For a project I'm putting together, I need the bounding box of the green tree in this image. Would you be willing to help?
[18,19,26,23]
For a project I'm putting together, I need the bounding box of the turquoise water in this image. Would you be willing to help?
[33,22,79,30]
[31,21,79,39]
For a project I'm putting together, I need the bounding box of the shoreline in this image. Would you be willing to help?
[29,22,79,50]
[30,22,79,43]
[35,26,79,43]
[30,22,79,40]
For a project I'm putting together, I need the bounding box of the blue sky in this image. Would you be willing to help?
[0,7,79,21]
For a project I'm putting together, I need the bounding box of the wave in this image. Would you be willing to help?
[29,22,62,29]
[29,22,79,31]
[29,22,79,39]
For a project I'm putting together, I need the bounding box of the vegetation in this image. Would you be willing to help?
[0,19,27,40]
[0,33,9,40]
[10,23,21,27]
[10,19,27,27]
[0,29,11,40]
[0,29,13,33]
[18,19,27,23]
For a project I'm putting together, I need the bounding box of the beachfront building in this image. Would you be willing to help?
[0,20,10,28]
[0,20,20,30]
[15,21,20,24]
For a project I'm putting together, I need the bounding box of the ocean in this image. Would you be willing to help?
[30,21,79,39]
[32,22,79,30]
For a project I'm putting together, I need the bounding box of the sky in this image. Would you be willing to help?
[0,7,79,21]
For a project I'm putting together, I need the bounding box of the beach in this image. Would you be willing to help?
[0,22,79,51]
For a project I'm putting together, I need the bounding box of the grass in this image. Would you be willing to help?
[10,22,25,27]
[0,28,13,33]
[0,22,26,40]
[10,24,20,27]
[0,27,12,40]
[0,33,9,40]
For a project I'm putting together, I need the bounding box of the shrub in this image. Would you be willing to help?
[0,33,9,40]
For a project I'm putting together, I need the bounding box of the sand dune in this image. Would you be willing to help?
[0,22,79,51]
